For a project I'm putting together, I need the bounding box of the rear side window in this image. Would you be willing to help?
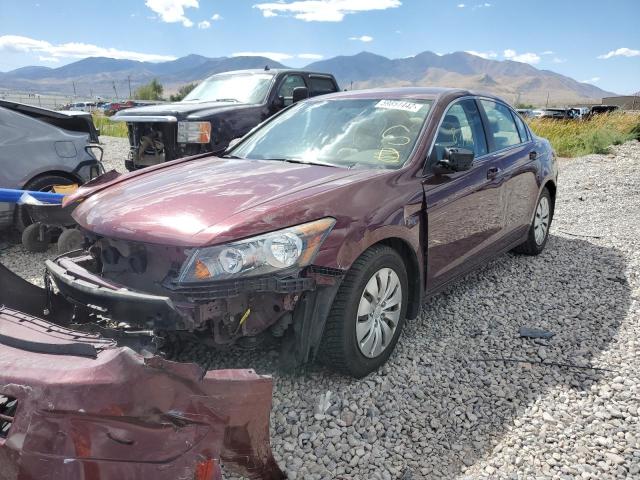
[309,76,337,96]
[480,100,522,151]
[433,99,487,162]
[512,112,530,142]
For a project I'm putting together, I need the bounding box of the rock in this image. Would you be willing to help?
[604,453,625,465]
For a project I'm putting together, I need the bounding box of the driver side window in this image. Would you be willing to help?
[278,75,306,106]
[433,99,487,162]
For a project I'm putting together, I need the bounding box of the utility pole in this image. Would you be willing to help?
[72,81,77,98]
[127,75,132,99]
[112,81,119,101]
[545,91,550,108]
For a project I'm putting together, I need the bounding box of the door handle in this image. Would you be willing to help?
[487,166,500,179]
[529,151,538,160]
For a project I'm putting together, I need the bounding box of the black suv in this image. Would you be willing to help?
[113,68,340,170]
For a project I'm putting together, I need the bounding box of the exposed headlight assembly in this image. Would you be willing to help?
[177,121,211,144]
[177,218,336,283]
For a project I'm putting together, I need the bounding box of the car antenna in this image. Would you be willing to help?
[264,65,270,71]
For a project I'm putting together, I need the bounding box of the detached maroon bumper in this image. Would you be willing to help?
[0,307,284,480]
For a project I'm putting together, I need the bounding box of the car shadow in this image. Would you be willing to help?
[179,234,630,478]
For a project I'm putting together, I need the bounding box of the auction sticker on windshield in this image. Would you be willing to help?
[375,100,424,112]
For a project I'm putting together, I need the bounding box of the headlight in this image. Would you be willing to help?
[177,121,211,144]
[177,218,336,283]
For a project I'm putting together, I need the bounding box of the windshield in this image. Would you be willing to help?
[231,98,433,169]
[182,73,274,104]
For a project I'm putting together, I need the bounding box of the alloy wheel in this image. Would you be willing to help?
[534,196,550,245]
[356,267,402,358]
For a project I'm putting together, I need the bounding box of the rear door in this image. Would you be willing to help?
[478,99,538,243]
[423,97,505,291]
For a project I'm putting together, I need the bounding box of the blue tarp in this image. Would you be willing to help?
[0,189,65,205]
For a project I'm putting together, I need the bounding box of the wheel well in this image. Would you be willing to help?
[24,170,82,189]
[543,180,557,216]
[377,237,422,320]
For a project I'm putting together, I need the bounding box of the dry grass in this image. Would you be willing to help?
[92,113,128,138]
[527,112,640,157]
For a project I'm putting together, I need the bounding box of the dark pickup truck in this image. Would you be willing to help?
[113,68,340,170]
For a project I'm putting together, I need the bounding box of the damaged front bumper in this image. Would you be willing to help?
[44,250,344,366]
[0,304,284,480]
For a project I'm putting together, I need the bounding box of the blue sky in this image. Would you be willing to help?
[0,0,638,93]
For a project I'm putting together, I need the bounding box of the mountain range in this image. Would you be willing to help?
[0,51,617,105]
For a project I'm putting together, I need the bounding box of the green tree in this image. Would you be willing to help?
[134,79,164,100]
[170,83,198,102]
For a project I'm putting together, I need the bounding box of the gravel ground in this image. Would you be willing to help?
[1,138,639,479]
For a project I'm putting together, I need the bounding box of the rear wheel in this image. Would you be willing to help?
[15,174,75,231]
[320,245,408,378]
[513,187,553,255]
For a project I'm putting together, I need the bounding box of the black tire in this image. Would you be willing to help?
[320,245,408,378]
[513,187,553,255]
[15,174,75,231]
[22,223,51,253]
[57,228,84,253]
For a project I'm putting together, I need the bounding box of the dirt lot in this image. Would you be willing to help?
[1,138,639,479]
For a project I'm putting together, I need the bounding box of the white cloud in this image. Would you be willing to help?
[541,50,554,55]
[232,51,325,62]
[232,51,294,62]
[472,2,491,8]
[197,20,210,29]
[145,0,198,27]
[598,47,640,59]
[0,35,176,62]
[349,35,373,42]
[253,0,401,22]
[457,3,465,7]
[298,53,324,60]
[552,57,566,64]
[503,49,540,64]
[38,55,60,63]
[211,13,222,21]
[465,50,497,59]
[580,77,600,84]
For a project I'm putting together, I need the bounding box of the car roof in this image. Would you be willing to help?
[307,87,506,103]
[213,68,335,77]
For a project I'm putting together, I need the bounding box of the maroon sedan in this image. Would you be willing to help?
[47,88,557,378]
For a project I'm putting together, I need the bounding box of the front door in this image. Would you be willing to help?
[423,98,506,291]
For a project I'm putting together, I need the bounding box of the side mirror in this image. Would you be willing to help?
[434,148,474,174]
[292,86,309,104]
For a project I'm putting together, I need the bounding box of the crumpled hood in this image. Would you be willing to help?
[72,156,381,246]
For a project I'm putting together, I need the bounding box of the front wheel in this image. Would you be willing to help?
[513,187,553,255]
[320,245,408,378]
